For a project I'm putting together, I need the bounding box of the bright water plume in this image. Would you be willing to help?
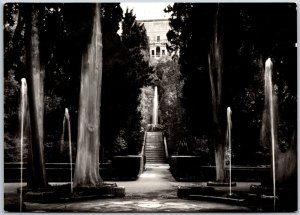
[61,108,73,192]
[19,78,28,211]
[226,107,232,195]
[152,86,158,125]
[264,58,277,210]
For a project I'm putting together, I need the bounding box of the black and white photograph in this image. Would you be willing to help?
[3,2,297,212]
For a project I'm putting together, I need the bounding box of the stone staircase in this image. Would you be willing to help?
[145,132,166,164]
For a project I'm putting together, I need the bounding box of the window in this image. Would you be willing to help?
[162,50,165,55]
[156,47,160,57]
[157,36,160,42]
[151,50,155,56]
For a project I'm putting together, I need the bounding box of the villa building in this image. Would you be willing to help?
[138,19,171,62]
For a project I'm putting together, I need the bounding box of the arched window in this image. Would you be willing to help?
[156,46,160,57]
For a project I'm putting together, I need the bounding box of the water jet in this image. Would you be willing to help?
[19,78,28,212]
[61,108,73,193]
[152,86,158,127]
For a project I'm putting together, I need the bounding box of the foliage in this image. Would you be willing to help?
[154,58,186,155]
[139,86,154,128]
[4,3,152,162]
[4,133,29,162]
[107,9,152,155]
[166,3,297,165]
[113,130,128,155]
[4,70,20,134]
[4,3,296,168]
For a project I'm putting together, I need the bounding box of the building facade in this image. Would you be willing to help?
[138,19,170,61]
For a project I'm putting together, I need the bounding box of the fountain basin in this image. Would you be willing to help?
[177,183,296,212]
[207,181,237,186]
[22,183,125,203]
[178,185,246,205]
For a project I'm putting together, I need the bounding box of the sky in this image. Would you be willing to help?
[120,2,172,20]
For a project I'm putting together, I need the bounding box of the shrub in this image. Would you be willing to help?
[112,155,143,180]
[169,155,215,181]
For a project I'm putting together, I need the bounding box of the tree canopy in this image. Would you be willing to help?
[4,3,153,162]
[165,3,297,165]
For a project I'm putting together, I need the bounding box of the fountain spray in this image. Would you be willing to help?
[227,107,232,196]
[62,108,73,193]
[152,86,158,126]
[19,78,28,211]
[265,58,276,211]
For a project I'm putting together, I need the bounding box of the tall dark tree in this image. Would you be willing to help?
[208,5,225,181]
[120,9,153,154]
[73,3,103,187]
[23,4,47,189]
[100,4,127,156]
[155,58,185,155]
[166,3,296,169]
[102,8,152,156]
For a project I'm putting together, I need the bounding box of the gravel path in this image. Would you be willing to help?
[4,164,256,212]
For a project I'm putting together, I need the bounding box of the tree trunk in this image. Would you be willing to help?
[276,128,297,211]
[276,129,297,185]
[213,127,225,182]
[208,6,225,182]
[73,4,103,187]
[24,4,47,189]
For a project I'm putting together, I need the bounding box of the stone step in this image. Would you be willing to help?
[146,156,165,158]
[146,161,166,164]
[146,143,163,145]
[146,160,166,164]
[145,150,164,153]
[146,159,166,162]
[145,131,165,164]
[146,154,165,157]
[147,162,164,164]
[145,152,164,155]
[146,156,165,159]
[146,145,164,147]
[146,140,163,144]
[146,155,165,158]
[145,154,165,157]
[146,158,165,160]
[146,144,164,149]
[146,153,165,156]
[146,146,164,149]
[145,151,164,154]
[146,147,164,150]
[146,132,163,135]
[146,144,163,148]
[146,145,163,147]
[146,135,163,138]
[145,153,165,156]
[145,149,164,152]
